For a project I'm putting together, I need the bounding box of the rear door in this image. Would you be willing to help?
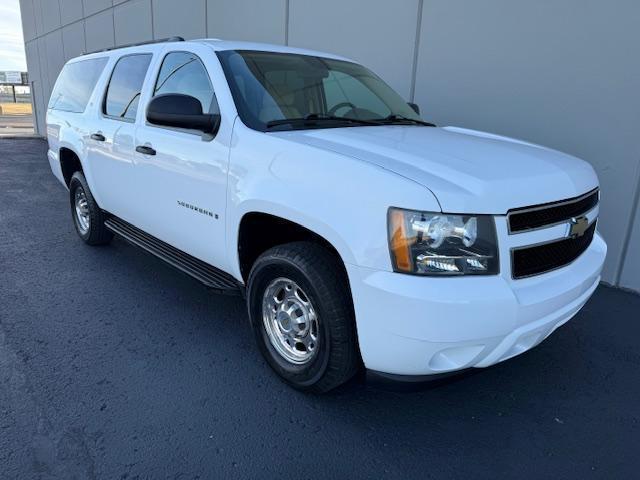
[132,44,231,269]
[84,53,153,218]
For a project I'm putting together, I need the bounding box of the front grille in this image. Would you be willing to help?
[508,189,599,233]
[511,221,596,279]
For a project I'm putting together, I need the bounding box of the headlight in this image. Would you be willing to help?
[388,208,499,275]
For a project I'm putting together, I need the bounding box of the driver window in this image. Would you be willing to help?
[153,51,219,114]
[322,71,390,118]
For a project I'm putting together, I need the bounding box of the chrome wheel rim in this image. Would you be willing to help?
[74,187,90,234]
[262,277,319,365]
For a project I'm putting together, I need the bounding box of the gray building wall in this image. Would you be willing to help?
[19,0,640,291]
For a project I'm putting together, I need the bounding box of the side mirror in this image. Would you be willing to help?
[147,93,220,135]
[408,102,420,115]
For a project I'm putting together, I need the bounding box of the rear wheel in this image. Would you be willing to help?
[247,242,359,393]
[69,172,113,245]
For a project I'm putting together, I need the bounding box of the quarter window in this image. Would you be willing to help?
[153,52,218,114]
[49,57,108,113]
[104,54,152,120]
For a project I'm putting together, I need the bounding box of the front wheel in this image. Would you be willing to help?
[247,242,359,393]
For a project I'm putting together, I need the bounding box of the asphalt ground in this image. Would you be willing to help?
[0,138,637,479]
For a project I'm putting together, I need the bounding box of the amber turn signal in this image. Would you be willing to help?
[388,208,414,272]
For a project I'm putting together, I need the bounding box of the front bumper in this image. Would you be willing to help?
[346,229,606,376]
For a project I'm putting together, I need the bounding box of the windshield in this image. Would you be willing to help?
[217,50,425,131]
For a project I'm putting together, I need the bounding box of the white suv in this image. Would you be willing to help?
[46,38,607,392]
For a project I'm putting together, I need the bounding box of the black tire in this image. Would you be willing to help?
[247,242,360,393]
[69,171,113,245]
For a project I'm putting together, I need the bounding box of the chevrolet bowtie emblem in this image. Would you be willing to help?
[568,216,589,238]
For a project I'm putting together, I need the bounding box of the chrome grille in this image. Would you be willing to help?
[511,222,596,279]
[508,189,599,233]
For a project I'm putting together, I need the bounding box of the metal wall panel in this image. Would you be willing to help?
[62,20,86,61]
[32,0,45,36]
[35,37,50,133]
[24,40,45,135]
[43,30,65,97]
[207,0,286,44]
[59,0,84,26]
[82,0,111,17]
[152,0,206,40]
[19,0,37,41]
[41,0,61,33]
[84,8,114,52]
[114,0,152,46]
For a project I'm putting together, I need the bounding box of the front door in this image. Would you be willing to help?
[132,47,230,270]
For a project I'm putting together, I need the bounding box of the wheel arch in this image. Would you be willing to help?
[59,146,83,186]
[234,207,356,285]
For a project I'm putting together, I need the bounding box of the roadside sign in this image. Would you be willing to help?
[0,71,28,85]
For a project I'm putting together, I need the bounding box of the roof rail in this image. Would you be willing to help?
[83,36,185,56]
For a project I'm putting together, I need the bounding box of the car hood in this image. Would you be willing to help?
[271,125,598,214]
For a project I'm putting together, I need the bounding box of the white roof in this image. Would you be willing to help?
[194,38,352,62]
[73,38,352,64]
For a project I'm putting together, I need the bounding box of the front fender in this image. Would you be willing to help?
[225,123,441,279]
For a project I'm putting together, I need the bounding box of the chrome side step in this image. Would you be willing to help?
[104,216,243,295]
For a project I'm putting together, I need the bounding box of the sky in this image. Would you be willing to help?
[0,0,27,71]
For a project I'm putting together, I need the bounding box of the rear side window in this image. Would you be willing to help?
[48,57,108,113]
[153,51,218,114]
[104,54,152,120]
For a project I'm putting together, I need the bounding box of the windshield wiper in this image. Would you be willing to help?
[266,114,380,129]
[374,114,436,127]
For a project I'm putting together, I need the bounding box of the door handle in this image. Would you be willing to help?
[136,145,156,156]
[90,133,105,141]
